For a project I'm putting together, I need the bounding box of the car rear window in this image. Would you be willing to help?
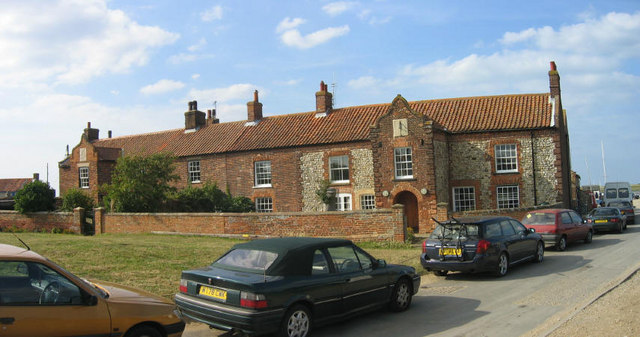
[522,212,556,225]
[215,249,278,271]
[618,188,630,198]
[430,223,480,240]
[592,208,616,216]
[605,189,618,199]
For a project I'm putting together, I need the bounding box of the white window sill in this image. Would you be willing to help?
[254,184,272,189]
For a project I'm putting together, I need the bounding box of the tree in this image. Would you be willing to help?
[61,189,95,211]
[14,180,56,213]
[102,153,179,212]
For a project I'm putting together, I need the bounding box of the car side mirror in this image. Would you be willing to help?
[85,295,98,306]
[374,259,387,269]
[528,228,536,233]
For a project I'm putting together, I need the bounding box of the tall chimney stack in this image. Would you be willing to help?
[184,100,206,130]
[83,122,99,141]
[247,90,263,122]
[548,61,561,98]
[315,81,333,114]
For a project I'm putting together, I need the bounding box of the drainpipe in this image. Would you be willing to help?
[530,132,538,206]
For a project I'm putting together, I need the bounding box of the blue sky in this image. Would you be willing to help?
[1,0,639,194]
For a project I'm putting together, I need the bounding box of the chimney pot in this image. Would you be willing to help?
[247,91,263,122]
[316,80,333,113]
[108,130,112,138]
[550,61,557,71]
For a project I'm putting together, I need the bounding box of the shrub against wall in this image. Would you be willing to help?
[61,189,95,211]
[169,183,254,213]
[14,180,56,213]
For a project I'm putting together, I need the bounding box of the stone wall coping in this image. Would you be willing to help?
[102,209,397,217]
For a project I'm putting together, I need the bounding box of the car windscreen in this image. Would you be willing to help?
[214,249,278,271]
[429,223,480,240]
[522,212,555,225]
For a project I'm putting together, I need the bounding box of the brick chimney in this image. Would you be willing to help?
[548,61,561,98]
[84,122,99,141]
[184,100,206,130]
[247,90,263,122]
[315,81,332,114]
[207,109,220,125]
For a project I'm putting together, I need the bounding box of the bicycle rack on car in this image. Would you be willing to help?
[431,217,468,262]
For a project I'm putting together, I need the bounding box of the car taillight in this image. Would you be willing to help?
[240,292,268,309]
[476,240,491,254]
[179,279,187,293]
[611,218,619,223]
[422,240,427,253]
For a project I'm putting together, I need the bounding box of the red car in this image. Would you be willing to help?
[522,209,593,251]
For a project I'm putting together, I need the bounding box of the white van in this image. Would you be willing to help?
[603,182,632,205]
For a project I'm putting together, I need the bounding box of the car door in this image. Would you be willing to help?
[306,248,345,321]
[0,260,111,337]
[559,211,574,242]
[510,220,538,259]
[569,211,587,241]
[326,245,388,315]
[499,220,522,261]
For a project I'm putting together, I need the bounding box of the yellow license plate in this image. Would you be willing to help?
[439,248,462,255]
[199,286,227,301]
[595,220,607,223]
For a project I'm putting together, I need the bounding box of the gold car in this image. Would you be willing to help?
[0,243,184,337]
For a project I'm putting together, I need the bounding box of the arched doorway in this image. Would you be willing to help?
[394,191,419,233]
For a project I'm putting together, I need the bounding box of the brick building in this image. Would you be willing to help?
[59,62,572,234]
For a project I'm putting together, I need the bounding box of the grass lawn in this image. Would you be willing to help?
[0,233,425,299]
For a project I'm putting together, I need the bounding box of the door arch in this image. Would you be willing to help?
[394,191,419,233]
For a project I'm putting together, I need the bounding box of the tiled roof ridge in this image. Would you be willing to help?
[409,92,549,104]
[92,127,184,145]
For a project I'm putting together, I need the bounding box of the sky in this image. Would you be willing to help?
[1,0,639,195]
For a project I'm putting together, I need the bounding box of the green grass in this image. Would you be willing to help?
[0,233,425,299]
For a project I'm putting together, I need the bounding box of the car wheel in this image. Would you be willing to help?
[556,236,567,251]
[533,241,544,263]
[124,325,162,337]
[279,304,311,337]
[433,270,448,276]
[584,231,593,243]
[495,252,509,277]
[389,278,412,312]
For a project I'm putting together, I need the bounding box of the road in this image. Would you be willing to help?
[183,212,640,337]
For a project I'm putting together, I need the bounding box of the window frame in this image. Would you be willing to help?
[254,161,272,187]
[394,147,413,179]
[494,144,518,173]
[255,197,273,213]
[336,193,352,211]
[78,167,89,189]
[452,186,476,212]
[497,185,520,209]
[360,194,376,210]
[188,160,201,184]
[329,155,350,184]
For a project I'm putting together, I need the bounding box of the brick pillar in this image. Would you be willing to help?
[73,207,85,234]
[94,207,104,234]
[392,204,405,242]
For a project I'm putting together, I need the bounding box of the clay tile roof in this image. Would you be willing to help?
[0,178,32,193]
[88,93,553,159]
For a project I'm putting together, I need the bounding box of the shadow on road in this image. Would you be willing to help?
[312,295,486,337]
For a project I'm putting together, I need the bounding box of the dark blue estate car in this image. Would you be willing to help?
[175,237,420,337]
[421,216,544,277]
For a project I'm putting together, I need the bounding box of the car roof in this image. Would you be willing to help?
[0,243,46,261]
[447,216,515,225]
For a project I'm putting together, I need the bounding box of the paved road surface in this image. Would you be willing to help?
[183,212,640,337]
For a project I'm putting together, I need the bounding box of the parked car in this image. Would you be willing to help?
[0,243,185,337]
[607,201,635,224]
[586,207,627,233]
[175,237,420,337]
[420,216,544,277]
[521,209,593,251]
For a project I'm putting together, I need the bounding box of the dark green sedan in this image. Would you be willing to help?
[175,237,420,337]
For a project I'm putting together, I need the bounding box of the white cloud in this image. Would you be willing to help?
[348,76,380,89]
[188,38,207,52]
[192,74,201,80]
[0,0,179,88]
[201,5,223,22]
[323,2,357,16]
[140,79,185,95]
[276,17,306,33]
[168,53,215,64]
[280,25,350,49]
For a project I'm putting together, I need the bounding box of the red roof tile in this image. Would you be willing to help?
[90,93,553,158]
[0,178,32,193]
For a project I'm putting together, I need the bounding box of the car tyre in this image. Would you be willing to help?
[388,278,412,312]
[555,236,567,251]
[433,270,448,276]
[533,241,544,263]
[584,230,593,243]
[124,325,162,337]
[279,304,311,337]
[495,252,509,277]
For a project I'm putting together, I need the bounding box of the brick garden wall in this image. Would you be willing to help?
[0,210,80,233]
[93,205,406,242]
